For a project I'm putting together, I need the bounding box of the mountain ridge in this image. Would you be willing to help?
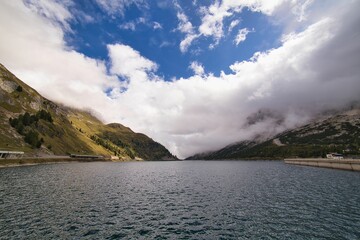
[0,63,176,160]
[187,108,360,160]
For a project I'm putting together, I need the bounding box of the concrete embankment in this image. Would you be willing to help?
[284,158,360,171]
[0,157,111,168]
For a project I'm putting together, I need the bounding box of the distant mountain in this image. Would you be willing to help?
[187,109,360,160]
[0,64,176,160]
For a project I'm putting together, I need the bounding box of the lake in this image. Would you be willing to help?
[0,161,359,239]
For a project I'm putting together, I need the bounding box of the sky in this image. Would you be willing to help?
[0,0,360,158]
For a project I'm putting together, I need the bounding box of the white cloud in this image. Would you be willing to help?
[153,21,162,30]
[119,21,136,31]
[119,18,162,31]
[198,1,232,41]
[174,2,200,53]
[159,41,173,48]
[234,28,251,45]
[189,61,205,76]
[0,0,359,160]
[107,44,157,83]
[0,1,118,113]
[292,0,314,22]
[24,0,73,30]
[72,9,95,24]
[94,0,146,17]
[180,34,199,53]
[228,19,240,33]
[177,12,194,34]
[193,0,316,50]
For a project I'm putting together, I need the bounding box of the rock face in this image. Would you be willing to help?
[0,79,18,93]
[0,63,177,160]
[188,108,360,160]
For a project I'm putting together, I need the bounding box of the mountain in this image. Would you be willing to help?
[0,64,176,160]
[187,109,360,160]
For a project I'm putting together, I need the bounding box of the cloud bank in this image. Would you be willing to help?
[0,1,359,158]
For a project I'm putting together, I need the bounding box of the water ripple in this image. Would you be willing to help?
[0,161,359,239]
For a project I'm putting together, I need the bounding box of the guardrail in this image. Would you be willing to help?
[0,151,24,159]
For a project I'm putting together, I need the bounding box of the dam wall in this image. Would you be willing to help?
[284,158,360,171]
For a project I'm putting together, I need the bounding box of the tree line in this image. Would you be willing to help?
[9,110,53,148]
[90,134,135,159]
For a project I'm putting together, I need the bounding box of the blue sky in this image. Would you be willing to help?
[0,0,359,158]
[65,1,282,79]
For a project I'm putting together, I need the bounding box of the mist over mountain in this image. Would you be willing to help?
[187,107,360,160]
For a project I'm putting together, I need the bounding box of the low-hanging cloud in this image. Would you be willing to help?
[0,1,359,158]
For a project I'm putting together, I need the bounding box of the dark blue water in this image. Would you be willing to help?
[0,161,359,239]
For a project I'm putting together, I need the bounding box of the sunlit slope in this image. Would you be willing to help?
[0,63,176,160]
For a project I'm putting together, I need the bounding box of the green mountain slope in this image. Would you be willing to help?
[0,64,176,160]
[188,109,360,160]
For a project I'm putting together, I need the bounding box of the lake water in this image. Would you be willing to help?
[0,161,359,239]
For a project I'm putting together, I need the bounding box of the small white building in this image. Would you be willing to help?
[326,153,344,159]
[0,151,24,159]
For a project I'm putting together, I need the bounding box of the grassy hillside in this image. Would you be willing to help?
[0,64,176,160]
[188,110,360,160]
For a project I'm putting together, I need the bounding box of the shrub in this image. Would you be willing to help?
[36,110,53,123]
[15,122,24,135]
[8,110,55,148]
[24,130,41,148]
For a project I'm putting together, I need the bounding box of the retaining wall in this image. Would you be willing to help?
[284,158,360,171]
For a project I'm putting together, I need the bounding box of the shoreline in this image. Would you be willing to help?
[0,157,112,168]
[0,157,179,168]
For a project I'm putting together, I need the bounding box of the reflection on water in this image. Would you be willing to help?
[0,161,359,239]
